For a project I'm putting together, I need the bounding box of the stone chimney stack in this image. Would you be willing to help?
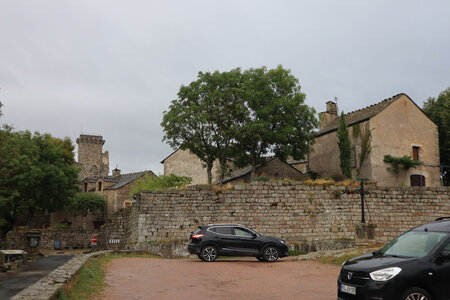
[112,168,121,177]
[319,101,338,130]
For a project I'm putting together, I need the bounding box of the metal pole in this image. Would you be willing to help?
[360,180,366,223]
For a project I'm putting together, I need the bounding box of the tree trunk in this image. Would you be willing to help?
[206,161,213,184]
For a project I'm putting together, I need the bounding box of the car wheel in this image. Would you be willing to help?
[255,256,264,262]
[263,246,279,262]
[200,245,217,262]
[402,287,432,300]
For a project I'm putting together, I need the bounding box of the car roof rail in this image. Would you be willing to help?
[434,217,450,221]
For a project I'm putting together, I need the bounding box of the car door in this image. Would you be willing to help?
[433,240,450,299]
[210,226,237,255]
[233,227,261,256]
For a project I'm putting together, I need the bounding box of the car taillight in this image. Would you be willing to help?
[191,233,204,239]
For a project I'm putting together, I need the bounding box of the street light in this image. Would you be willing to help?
[356,177,369,224]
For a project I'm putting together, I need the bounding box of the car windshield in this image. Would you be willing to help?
[379,231,448,258]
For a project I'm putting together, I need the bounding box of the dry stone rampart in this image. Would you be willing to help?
[112,182,449,253]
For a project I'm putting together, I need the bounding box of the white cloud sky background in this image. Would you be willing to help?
[1,1,449,175]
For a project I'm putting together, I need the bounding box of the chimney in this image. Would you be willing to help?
[112,168,121,177]
[319,101,338,130]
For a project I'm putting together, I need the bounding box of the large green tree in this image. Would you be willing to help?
[231,66,317,173]
[161,68,246,184]
[161,66,318,183]
[337,112,352,179]
[423,87,450,185]
[0,128,79,234]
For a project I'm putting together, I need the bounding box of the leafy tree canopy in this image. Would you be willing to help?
[161,65,318,183]
[0,127,79,234]
[337,112,352,179]
[423,87,450,185]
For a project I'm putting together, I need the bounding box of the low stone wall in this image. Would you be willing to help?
[6,229,100,251]
[11,250,112,300]
[106,182,449,254]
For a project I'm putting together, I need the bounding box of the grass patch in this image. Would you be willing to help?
[288,249,307,256]
[319,252,365,265]
[57,253,161,300]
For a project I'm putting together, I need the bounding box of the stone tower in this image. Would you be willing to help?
[76,134,109,179]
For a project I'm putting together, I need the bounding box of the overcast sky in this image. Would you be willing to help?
[1,1,449,175]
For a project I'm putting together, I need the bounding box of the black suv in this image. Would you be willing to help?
[187,224,288,262]
[338,217,450,300]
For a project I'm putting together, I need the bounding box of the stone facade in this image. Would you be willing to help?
[98,182,449,255]
[76,135,109,180]
[161,149,228,184]
[310,94,441,187]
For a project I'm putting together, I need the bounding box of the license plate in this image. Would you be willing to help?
[340,283,356,295]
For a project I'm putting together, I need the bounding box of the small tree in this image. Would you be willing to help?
[70,193,105,230]
[337,112,352,179]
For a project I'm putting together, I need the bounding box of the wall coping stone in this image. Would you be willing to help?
[11,250,112,300]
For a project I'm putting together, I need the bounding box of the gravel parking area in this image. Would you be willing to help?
[96,257,341,300]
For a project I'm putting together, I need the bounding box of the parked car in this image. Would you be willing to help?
[187,224,288,262]
[338,217,450,300]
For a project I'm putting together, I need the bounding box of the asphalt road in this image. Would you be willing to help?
[0,254,73,300]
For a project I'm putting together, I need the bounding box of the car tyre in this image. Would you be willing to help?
[263,245,279,262]
[402,287,432,300]
[200,245,217,262]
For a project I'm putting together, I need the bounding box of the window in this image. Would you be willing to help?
[410,175,425,187]
[412,146,420,161]
[98,182,102,191]
[213,226,233,235]
[234,228,254,237]
[84,182,88,192]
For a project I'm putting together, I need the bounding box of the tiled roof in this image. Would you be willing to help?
[105,171,155,190]
[81,170,155,190]
[317,93,405,137]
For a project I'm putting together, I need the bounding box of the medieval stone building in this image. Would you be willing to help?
[76,134,109,180]
[310,93,441,187]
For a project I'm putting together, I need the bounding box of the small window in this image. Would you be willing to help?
[84,182,88,192]
[214,226,233,235]
[234,228,254,237]
[413,146,420,161]
[410,175,425,187]
[98,182,102,191]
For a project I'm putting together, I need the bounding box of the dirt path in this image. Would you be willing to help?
[96,257,340,300]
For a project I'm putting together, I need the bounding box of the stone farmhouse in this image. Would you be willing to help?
[161,149,307,184]
[52,134,155,230]
[310,93,441,187]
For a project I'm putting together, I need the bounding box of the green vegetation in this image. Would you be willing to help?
[337,112,352,179]
[357,124,372,176]
[0,122,79,235]
[69,193,105,229]
[423,87,449,185]
[319,253,363,265]
[131,174,192,195]
[161,65,318,184]
[383,155,420,173]
[58,253,161,300]
[288,249,307,256]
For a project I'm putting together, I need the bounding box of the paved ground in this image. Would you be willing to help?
[0,254,74,299]
[96,257,342,300]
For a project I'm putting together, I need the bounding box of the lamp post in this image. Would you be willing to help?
[357,177,369,224]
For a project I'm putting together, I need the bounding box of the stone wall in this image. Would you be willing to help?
[104,182,449,254]
[6,229,100,251]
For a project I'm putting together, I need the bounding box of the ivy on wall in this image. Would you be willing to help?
[383,155,420,173]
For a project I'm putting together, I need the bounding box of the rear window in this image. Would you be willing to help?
[193,228,202,234]
[213,226,233,235]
